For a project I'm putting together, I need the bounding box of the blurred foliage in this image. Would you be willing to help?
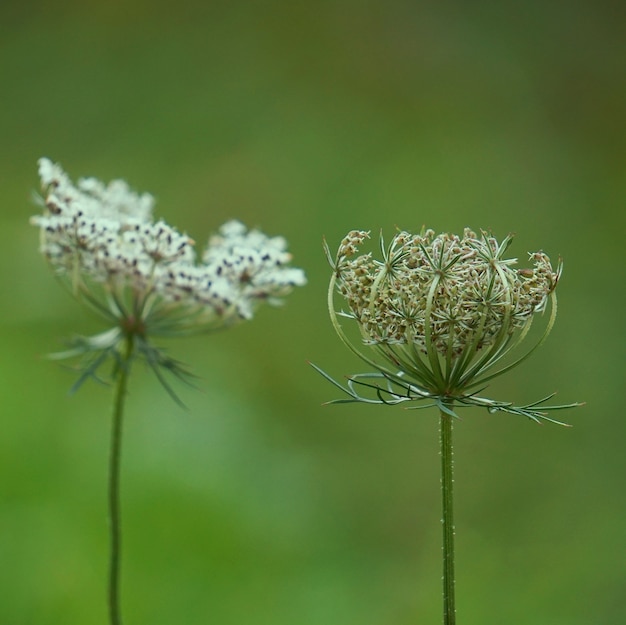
[0,0,624,623]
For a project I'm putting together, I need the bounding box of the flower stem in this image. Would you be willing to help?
[440,409,456,625]
[108,334,134,625]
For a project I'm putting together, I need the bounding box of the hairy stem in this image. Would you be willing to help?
[440,409,456,625]
[108,335,134,625]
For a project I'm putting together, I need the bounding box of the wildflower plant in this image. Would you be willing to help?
[31,158,306,625]
[313,227,582,624]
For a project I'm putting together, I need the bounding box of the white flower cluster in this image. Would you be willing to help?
[31,158,306,333]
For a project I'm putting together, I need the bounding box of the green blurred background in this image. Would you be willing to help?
[1,1,624,623]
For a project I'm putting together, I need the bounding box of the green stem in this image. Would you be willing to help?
[440,409,456,625]
[108,334,134,625]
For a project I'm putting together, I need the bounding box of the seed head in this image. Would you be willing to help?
[314,227,581,424]
[334,228,558,360]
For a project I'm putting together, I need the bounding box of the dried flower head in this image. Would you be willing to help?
[32,158,306,400]
[314,227,581,423]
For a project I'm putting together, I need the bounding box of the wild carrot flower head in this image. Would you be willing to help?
[32,158,306,400]
[314,227,581,423]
